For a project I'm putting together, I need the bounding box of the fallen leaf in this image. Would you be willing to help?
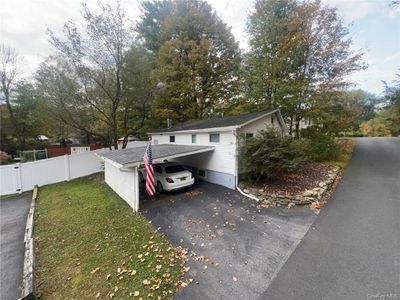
[233,277,237,282]
[90,267,100,274]
[134,291,140,296]
[143,279,151,285]
[106,274,111,280]
[131,270,137,275]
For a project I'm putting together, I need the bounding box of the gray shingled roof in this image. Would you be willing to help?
[150,109,277,133]
[99,144,214,166]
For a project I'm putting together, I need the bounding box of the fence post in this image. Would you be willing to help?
[16,163,23,194]
[64,154,71,181]
[33,150,36,161]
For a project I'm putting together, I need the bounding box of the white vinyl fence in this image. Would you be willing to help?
[0,150,106,196]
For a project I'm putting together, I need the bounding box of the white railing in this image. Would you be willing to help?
[0,150,106,196]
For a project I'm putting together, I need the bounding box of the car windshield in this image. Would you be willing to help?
[164,165,186,173]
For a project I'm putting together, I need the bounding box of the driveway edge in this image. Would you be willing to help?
[20,185,38,300]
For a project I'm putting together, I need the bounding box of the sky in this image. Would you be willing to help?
[1,0,399,96]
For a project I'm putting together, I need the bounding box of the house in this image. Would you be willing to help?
[98,109,288,211]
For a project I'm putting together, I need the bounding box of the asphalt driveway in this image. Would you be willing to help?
[262,137,400,300]
[141,181,318,299]
[0,193,31,300]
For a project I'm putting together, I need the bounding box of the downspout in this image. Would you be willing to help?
[234,129,260,202]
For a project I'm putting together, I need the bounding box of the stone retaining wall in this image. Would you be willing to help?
[243,167,339,207]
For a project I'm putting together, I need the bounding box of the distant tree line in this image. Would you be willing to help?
[1,0,398,152]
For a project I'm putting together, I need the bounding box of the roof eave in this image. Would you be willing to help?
[236,109,280,129]
[120,146,215,169]
[148,126,238,135]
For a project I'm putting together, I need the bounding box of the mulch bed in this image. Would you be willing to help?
[257,162,335,196]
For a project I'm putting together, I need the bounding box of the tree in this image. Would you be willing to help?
[119,46,155,145]
[47,0,133,149]
[245,0,366,137]
[138,0,241,123]
[311,89,377,135]
[36,57,110,145]
[12,82,44,148]
[136,0,173,53]
[0,44,20,142]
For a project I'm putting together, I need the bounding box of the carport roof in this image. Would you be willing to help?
[98,144,214,168]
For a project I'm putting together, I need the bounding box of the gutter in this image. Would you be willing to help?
[234,128,260,202]
[236,184,260,202]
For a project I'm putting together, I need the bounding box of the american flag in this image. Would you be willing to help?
[143,142,155,196]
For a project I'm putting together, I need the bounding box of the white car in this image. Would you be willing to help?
[139,162,195,192]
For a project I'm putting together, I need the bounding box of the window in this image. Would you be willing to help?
[198,169,206,177]
[209,133,220,143]
[165,165,186,173]
[192,134,197,144]
[169,135,175,143]
[245,133,254,139]
[271,116,275,124]
[153,165,162,174]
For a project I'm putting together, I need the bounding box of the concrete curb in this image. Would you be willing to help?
[20,185,38,300]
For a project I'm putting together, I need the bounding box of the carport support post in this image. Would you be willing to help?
[134,166,139,212]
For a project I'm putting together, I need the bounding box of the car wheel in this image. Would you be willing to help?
[157,181,163,193]
[139,171,145,183]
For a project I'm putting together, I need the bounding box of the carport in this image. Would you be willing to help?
[98,144,214,211]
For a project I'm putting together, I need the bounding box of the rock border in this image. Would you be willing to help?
[20,185,38,300]
[243,167,340,207]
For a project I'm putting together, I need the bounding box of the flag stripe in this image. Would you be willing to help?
[143,142,155,197]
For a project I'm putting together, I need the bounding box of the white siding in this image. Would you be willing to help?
[104,161,138,211]
[151,131,237,175]
[238,113,283,137]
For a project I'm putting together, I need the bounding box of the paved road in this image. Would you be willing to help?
[142,181,317,300]
[0,194,31,300]
[262,138,400,300]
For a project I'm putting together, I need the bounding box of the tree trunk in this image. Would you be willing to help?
[295,118,301,139]
[3,89,20,143]
[289,115,293,136]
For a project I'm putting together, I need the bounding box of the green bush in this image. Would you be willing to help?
[239,130,307,183]
[308,134,340,161]
[301,127,340,161]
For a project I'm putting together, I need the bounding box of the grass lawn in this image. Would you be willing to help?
[35,176,186,299]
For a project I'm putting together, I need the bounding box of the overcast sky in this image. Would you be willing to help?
[1,0,399,95]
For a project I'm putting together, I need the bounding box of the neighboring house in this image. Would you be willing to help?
[288,118,313,135]
[99,109,288,211]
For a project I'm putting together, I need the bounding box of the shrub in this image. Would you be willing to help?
[301,127,340,161]
[239,130,307,183]
[0,151,11,165]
